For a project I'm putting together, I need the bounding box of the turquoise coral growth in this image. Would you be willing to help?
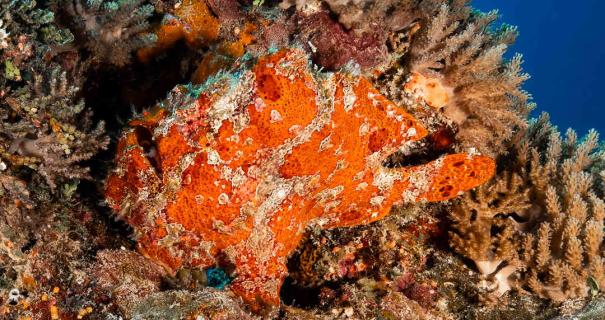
[206,268,232,290]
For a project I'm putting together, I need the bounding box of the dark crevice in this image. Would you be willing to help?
[280,277,344,309]
[135,126,163,175]
[385,125,457,168]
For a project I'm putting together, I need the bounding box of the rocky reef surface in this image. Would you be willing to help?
[0,1,603,319]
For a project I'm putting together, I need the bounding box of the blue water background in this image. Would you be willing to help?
[472,0,605,136]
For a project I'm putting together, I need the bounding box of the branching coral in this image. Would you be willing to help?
[449,172,529,297]
[0,0,71,87]
[450,113,605,302]
[0,1,117,316]
[519,121,605,302]
[414,7,529,155]
[52,0,156,66]
[0,1,108,190]
[374,2,531,157]
[0,68,109,189]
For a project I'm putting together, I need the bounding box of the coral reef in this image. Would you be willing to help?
[1,68,109,189]
[0,1,116,318]
[376,2,531,157]
[0,0,108,190]
[519,122,605,302]
[1,0,71,85]
[0,0,603,319]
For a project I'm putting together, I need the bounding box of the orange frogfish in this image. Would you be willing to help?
[105,49,495,312]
